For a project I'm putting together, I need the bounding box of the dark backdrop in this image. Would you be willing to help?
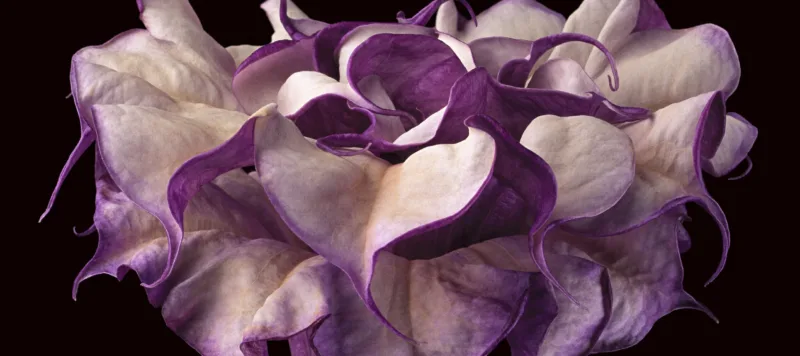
[16,0,776,355]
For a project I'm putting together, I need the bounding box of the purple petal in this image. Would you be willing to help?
[347,33,468,123]
[550,0,670,70]
[396,0,476,27]
[564,91,730,286]
[703,112,758,177]
[312,21,368,79]
[549,207,716,352]
[233,38,316,114]
[435,0,564,43]
[261,0,327,42]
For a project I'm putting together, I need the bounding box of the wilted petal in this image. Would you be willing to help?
[261,0,327,42]
[92,102,253,286]
[703,113,758,177]
[549,208,716,352]
[226,45,260,67]
[233,38,315,114]
[564,91,730,284]
[435,0,565,43]
[594,24,740,110]
[246,236,537,355]
[550,0,669,73]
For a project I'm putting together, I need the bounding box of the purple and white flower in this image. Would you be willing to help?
[42,0,757,355]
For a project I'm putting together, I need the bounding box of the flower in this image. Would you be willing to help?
[41,0,757,355]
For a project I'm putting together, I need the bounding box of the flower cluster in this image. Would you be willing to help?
[43,0,756,355]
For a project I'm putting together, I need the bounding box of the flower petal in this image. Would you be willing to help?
[435,0,565,43]
[347,33,468,122]
[226,45,260,67]
[233,38,315,114]
[261,0,327,42]
[91,102,255,286]
[508,254,611,355]
[42,0,241,219]
[549,207,716,352]
[550,0,670,73]
[253,110,497,337]
[564,91,730,285]
[703,113,758,177]
[520,114,635,221]
[527,58,600,94]
[336,23,434,83]
[246,238,535,355]
[277,71,406,141]
[469,37,532,78]
[594,24,740,110]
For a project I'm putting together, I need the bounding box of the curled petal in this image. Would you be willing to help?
[261,0,327,42]
[347,33,468,123]
[312,21,368,79]
[435,0,564,43]
[396,0,476,27]
[233,38,315,114]
[469,37,532,78]
[550,0,670,73]
[703,113,758,177]
[527,58,600,94]
[593,24,740,110]
[564,91,730,285]
[92,102,254,287]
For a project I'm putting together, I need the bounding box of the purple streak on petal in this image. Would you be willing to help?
[396,0,477,27]
[499,32,619,91]
[633,0,671,32]
[233,39,315,113]
[506,273,558,356]
[73,224,97,237]
[347,33,468,123]
[702,112,758,178]
[313,21,368,79]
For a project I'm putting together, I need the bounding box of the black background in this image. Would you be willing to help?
[14,0,779,355]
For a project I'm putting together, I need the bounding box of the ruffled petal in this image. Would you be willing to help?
[520,114,635,221]
[91,102,258,286]
[435,0,565,43]
[261,0,327,42]
[233,38,316,114]
[253,110,497,337]
[312,21,368,79]
[564,91,730,284]
[550,0,670,73]
[277,71,405,141]
[703,113,758,177]
[246,237,537,355]
[346,33,468,123]
[593,24,740,110]
[42,0,240,220]
[549,207,716,353]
